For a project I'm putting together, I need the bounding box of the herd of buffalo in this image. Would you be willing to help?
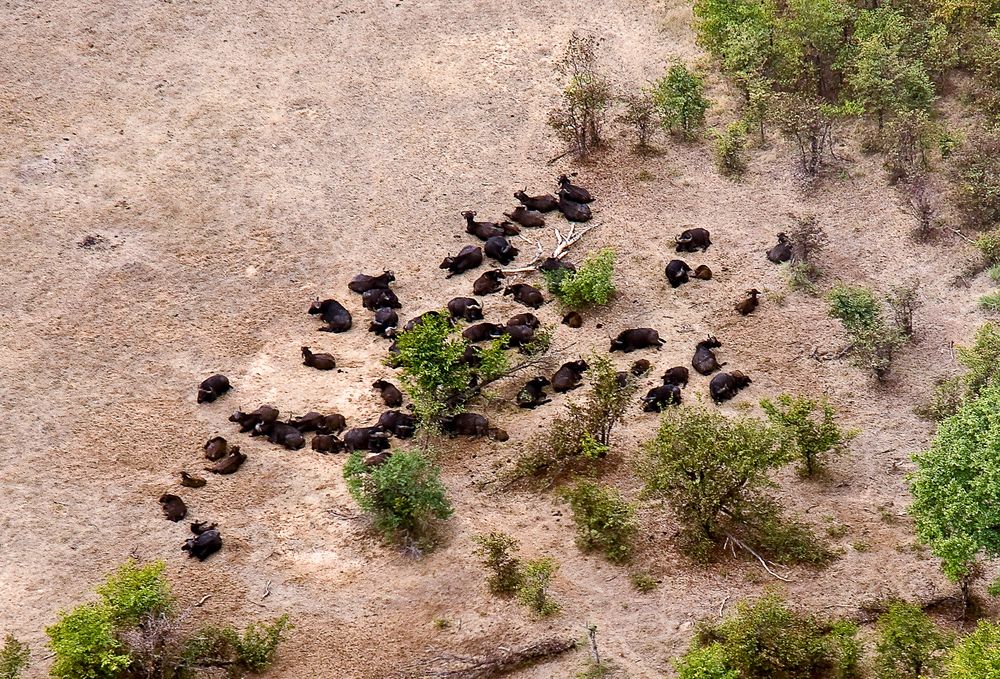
[169,175,790,560]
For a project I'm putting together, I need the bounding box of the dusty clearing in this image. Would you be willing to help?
[0,0,989,676]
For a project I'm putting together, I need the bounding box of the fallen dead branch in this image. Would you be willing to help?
[502,223,598,274]
[405,636,577,678]
[194,594,212,608]
[724,534,792,582]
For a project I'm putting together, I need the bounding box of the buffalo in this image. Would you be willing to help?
[505,206,545,228]
[260,422,305,450]
[767,233,792,264]
[693,265,713,280]
[373,379,403,408]
[709,370,752,403]
[203,436,228,461]
[447,297,484,321]
[361,287,400,311]
[205,446,246,474]
[348,271,395,294]
[642,384,682,412]
[665,260,692,288]
[735,289,761,316]
[441,245,483,278]
[288,412,346,434]
[463,322,506,343]
[182,521,222,561]
[539,257,576,274]
[692,337,724,376]
[507,313,540,329]
[557,174,594,203]
[377,410,417,438]
[517,377,552,409]
[309,298,353,333]
[441,413,498,438]
[675,227,712,252]
[504,283,544,309]
[504,323,536,349]
[463,210,519,240]
[159,494,187,522]
[364,451,393,467]
[403,310,451,333]
[180,472,206,488]
[631,359,653,377]
[661,366,690,386]
[558,192,592,222]
[484,236,519,265]
[312,434,345,454]
[197,374,231,404]
[552,360,589,393]
[369,307,399,336]
[344,426,391,453]
[302,346,336,370]
[562,311,583,328]
[514,189,559,213]
[610,328,665,353]
[473,269,506,296]
[229,405,279,433]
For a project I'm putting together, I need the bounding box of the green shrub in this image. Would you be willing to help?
[988,264,1000,282]
[652,63,710,139]
[674,643,738,679]
[629,572,658,593]
[547,33,612,156]
[473,532,523,596]
[785,262,819,294]
[828,284,905,381]
[640,406,808,562]
[714,122,749,177]
[917,376,966,422]
[97,560,173,626]
[874,601,950,678]
[942,620,1000,678]
[510,355,636,483]
[47,604,131,679]
[686,594,860,679]
[559,481,637,562]
[976,230,1000,265]
[344,450,453,546]
[0,635,29,679]
[516,558,560,617]
[918,323,1000,421]
[828,285,883,334]
[979,292,1000,314]
[545,249,615,308]
[953,131,1000,231]
[617,91,657,150]
[223,615,291,673]
[760,394,854,476]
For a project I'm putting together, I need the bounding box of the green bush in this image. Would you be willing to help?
[652,63,710,139]
[976,230,1000,265]
[953,131,1000,231]
[979,292,1000,314]
[917,376,966,422]
[828,284,905,381]
[714,122,749,177]
[683,594,860,679]
[47,604,131,679]
[942,620,1000,678]
[473,532,523,596]
[547,33,612,156]
[516,558,560,617]
[640,406,801,562]
[97,560,173,627]
[760,394,854,476]
[828,285,883,334]
[391,312,508,425]
[545,249,615,308]
[874,601,950,678]
[344,450,452,547]
[919,323,1000,421]
[617,91,657,150]
[559,481,637,562]
[223,615,291,673]
[988,264,1000,282]
[673,643,738,679]
[0,635,29,679]
[629,572,658,593]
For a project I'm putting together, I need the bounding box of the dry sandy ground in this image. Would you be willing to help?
[1,0,993,676]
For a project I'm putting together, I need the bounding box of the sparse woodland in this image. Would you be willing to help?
[12,0,1000,677]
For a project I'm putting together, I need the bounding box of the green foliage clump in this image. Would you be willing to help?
[917,376,966,422]
[760,394,854,476]
[639,406,826,563]
[942,620,1000,678]
[473,532,522,597]
[673,643,739,679]
[652,63,710,139]
[392,312,508,425]
[545,249,616,308]
[547,33,612,156]
[953,131,1000,231]
[617,92,657,150]
[714,122,749,177]
[976,230,1000,265]
[344,450,453,547]
[909,383,1000,584]
[827,284,906,381]
[181,615,292,676]
[979,292,1000,314]
[559,481,637,562]
[511,355,637,483]
[874,601,950,678]
[629,572,658,593]
[47,604,131,679]
[680,594,860,679]
[97,560,173,626]
[0,635,30,679]
[921,323,1000,421]
[516,558,560,617]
